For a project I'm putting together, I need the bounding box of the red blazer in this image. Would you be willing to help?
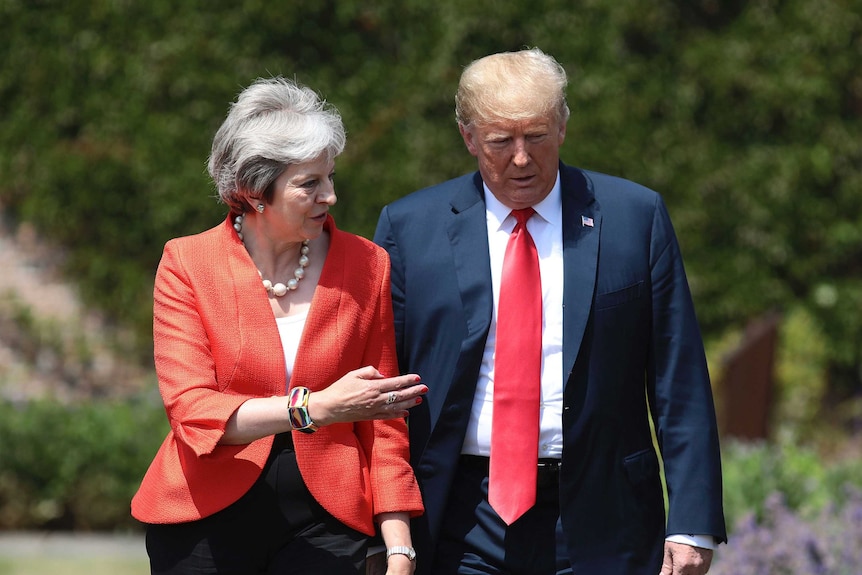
[132,214,423,535]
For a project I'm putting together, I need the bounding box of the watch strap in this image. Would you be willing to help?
[385,545,416,561]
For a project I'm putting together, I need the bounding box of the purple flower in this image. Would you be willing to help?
[710,491,862,574]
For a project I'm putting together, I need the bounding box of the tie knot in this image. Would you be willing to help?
[511,208,535,227]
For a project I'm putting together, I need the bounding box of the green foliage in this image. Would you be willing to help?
[656,0,862,397]
[0,1,860,391]
[0,398,168,531]
[721,438,862,528]
[774,306,830,441]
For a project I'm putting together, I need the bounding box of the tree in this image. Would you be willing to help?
[1,0,860,402]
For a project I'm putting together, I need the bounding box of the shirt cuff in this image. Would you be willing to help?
[666,534,716,550]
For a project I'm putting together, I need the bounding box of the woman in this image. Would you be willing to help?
[132,77,426,575]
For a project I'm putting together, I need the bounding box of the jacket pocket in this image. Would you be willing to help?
[595,281,644,310]
[622,448,659,486]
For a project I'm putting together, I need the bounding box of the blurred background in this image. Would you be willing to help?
[1,0,861,573]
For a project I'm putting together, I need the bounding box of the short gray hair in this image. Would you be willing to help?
[208,77,346,212]
[455,47,570,127]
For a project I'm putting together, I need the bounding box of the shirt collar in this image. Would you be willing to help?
[484,171,562,231]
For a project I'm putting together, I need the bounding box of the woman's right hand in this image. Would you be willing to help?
[307,366,427,427]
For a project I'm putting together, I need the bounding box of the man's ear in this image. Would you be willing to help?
[459,123,479,157]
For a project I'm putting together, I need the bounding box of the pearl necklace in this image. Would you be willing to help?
[234,213,310,297]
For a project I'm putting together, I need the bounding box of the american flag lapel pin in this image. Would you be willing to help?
[581,215,594,227]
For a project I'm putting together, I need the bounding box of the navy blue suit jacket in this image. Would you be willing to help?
[374,163,726,574]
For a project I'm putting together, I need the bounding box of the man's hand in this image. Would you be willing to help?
[659,541,713,575]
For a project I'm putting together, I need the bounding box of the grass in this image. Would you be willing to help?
[0,532,149,575]
[0,557,149,575]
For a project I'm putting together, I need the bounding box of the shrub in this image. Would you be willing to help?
[0,396,168,531]
[721,438,862,528]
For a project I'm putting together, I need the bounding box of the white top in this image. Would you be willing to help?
[275,309,309,389]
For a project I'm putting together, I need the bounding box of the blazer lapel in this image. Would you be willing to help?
[222,214,289,396]
[226,214,345,395]
[560,165,600,377]
[294,216,344,389]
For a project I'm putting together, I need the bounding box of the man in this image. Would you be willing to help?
[373,48,726,575]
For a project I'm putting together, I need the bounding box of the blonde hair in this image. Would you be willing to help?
[455,47,570,127]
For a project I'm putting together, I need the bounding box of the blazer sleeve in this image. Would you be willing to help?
[153,240,260,457]
[354,250,424,518]
[647,196,727,543]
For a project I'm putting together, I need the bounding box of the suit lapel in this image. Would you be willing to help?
[422,174,492,480]
[444,167,599,380]
[422,174,492,442]
[560,166,600,377]
[446,173,493,340]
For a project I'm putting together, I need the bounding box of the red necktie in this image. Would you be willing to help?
[489,208,542,525]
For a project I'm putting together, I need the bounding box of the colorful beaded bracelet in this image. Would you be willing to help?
[287,386,318,434]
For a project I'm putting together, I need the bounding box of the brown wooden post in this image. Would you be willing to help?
[718,312,782,441]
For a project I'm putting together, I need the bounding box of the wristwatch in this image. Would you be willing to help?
[386,546,416,561]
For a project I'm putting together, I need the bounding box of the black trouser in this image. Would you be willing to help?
[145,433,369,575]
[432,455,572,575]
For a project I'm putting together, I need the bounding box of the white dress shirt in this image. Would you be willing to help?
[461,174,565,458]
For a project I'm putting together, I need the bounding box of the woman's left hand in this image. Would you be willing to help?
[375,513,415,575]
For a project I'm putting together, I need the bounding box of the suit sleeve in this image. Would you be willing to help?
[372,206,407,370]
[647,196,727,544]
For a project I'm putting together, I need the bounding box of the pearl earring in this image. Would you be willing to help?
[256,203,265,213]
